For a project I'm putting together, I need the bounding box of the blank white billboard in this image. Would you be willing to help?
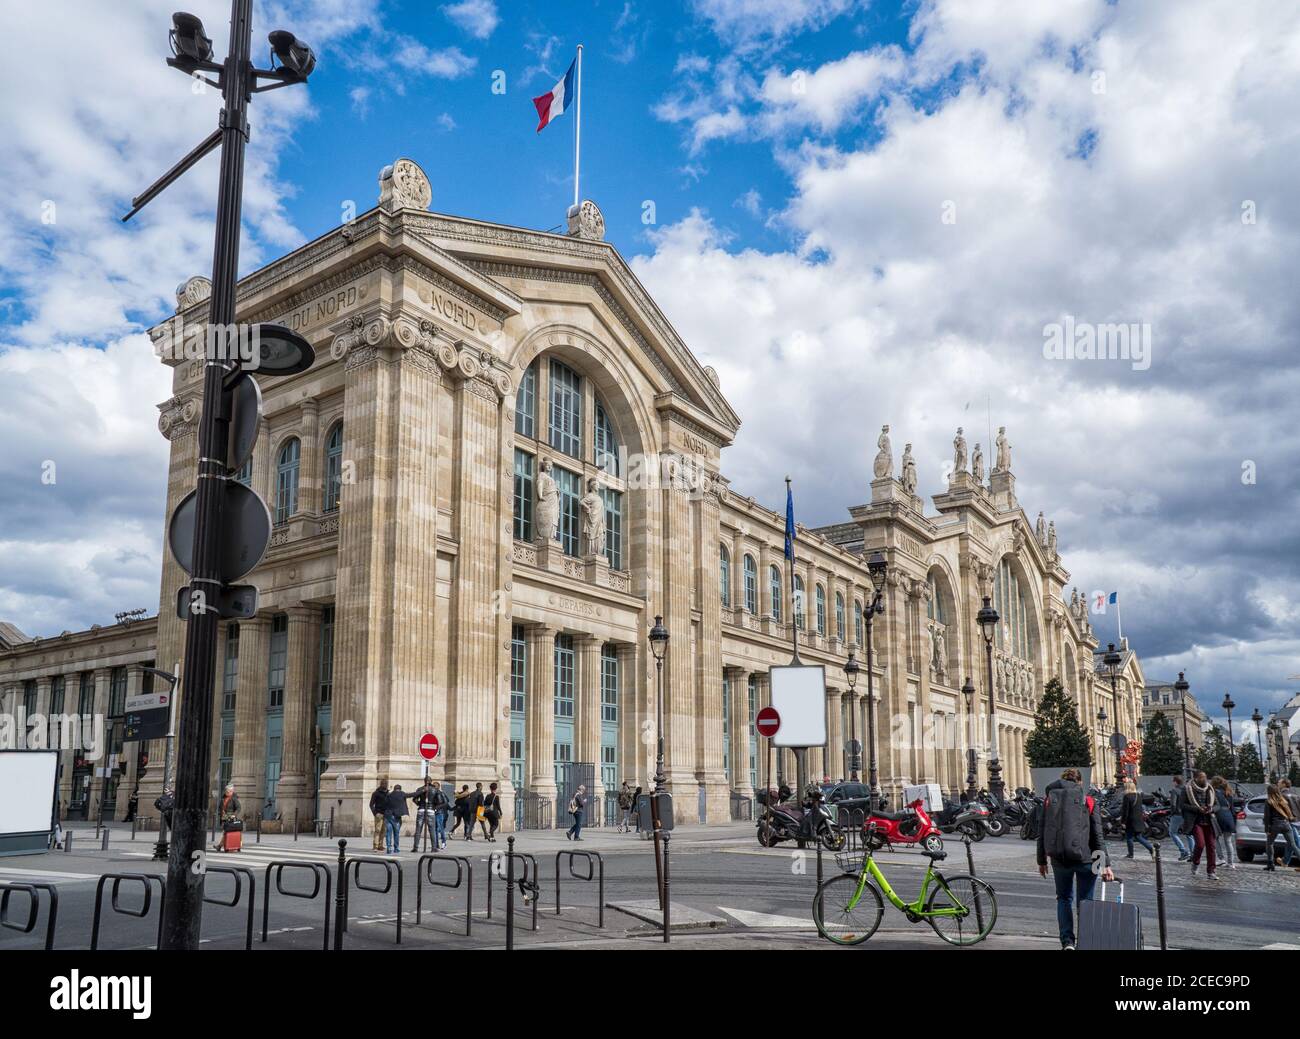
[0,751,58,836]
[769,665,827,747]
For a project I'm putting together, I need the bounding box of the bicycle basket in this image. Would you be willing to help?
[834,846,866,874]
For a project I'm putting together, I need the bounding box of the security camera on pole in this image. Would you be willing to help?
[122,3,317,950]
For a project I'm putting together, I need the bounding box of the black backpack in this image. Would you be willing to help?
[1042,782,1090,864]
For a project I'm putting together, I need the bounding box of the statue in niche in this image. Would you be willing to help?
[873,424,893,479]
[931,627,947,681]
[535,458,559,544]
[580,477,606,558]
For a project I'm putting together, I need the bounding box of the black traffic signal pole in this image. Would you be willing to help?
[159,0,254,950]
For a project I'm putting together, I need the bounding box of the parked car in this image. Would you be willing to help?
[1236,796,1286,863]
[820,782,872,826]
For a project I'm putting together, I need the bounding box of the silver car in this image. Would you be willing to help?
[1236,796,1293,863]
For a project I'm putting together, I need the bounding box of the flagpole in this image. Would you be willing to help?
[573,44,583,209]
[1116,598,1123,645]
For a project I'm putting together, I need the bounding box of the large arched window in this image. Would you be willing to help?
[793,574,805,630]
[548,359,582,457]
[323,423,343,513]
[770,565,783,622]
[719,544,731,607]
[854,599,864,648]
[815,584,827,636]
[926,572,944,622]
[743,555,757,613]
[594,397,620,477]
[835,592,845,641]
[994,558,1031,658]
[515,361,537,438]
[275,438,300,524]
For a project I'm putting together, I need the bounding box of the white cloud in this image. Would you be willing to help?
[758,47,906,133]
[442,0,500,40]
[690,0,861,51]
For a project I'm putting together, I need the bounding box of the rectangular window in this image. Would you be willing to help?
[594,399,620,476]
[23,680,36,717]
[49,676,65,717]
[554,465,581,556]
[78,673,94,719]
[548,359,582,458]
[554,634,575,718]
[108,668,127,716]
[510,625,527,714]
[601,487,623,570]
[513,449,534,542]
[747,675,758,790]
[222,624,240,713]
[319,606,334,705]
[515,361,536,438]
[268,614,287,710]
[601,646,619,722]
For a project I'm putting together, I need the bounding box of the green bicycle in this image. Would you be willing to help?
[813,837,997,946]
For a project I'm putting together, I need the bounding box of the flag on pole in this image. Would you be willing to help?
[532,57,577,132]
[784,482,795,561]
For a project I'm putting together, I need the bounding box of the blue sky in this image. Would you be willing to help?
[2,0,1299,727]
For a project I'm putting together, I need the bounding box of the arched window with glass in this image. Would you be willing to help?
[515,361,537,438]
[548,359,582,458]
[594,397,620,477]
[835,592,845,641]
[793,574,805,630]
[815,584,826,636]
[994,558,1031,658]
[719,544,731,607]
[743,555,757,613]
[323,423,343,513]
[275,438,300,524]
[770,565,783,623]
[926,572,945,623]
[854,599,864,648]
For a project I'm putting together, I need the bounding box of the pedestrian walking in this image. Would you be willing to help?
[1184,771,1219,878]
[369,777,390,852]
[124,787,139,824]
[1119,780,1154,859]
[450,784,471,837]
[385,784,410,854]
[482,782,502,841]
[431,780,450,849]
[465,782,485,841]
[411,776,437,852]
[1263,784,1299,871]
[1211,776,1238,869]
[617,780,634,832]
[212,783,242,853]
[566,784,588,841]
[1036,767,1113,950]
[1167,775,1194,861]
[1280,780,1300,859]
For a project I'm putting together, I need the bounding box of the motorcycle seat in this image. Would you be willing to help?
[869,809,913,822]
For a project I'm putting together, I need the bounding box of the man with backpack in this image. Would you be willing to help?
[1036,767,1114,950]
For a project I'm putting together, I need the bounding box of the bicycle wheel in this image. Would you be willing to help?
[813,873,884,946]
[925,875,997,946]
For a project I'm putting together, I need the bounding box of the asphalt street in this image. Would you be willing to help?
[2,822,1297,951]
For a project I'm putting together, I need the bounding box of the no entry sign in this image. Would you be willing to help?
[755,706,781,739]
[418,733,440,761]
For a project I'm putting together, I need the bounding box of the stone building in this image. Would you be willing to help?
[1142,676,1207,758]
[0,158,1148,830]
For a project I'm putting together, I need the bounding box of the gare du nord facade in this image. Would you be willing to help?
[0,158,1144,834]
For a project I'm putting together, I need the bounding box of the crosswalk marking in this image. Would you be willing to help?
[0,866,99,883]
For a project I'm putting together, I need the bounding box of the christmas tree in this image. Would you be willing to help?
[1025,677,1094,768]
[1140,712,1184,776]
[1236,741,1265,783]
[1194,724,1236,779]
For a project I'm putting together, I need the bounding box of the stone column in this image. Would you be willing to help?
[693,486,728,822]
[297,398,320,517]
[32,677,51,751]
[659,460,697,795]
[278,605,320,828]
[232,616,269,819]
[575,634,604,804]
[726,668,752,797]
[56,673,79,813]
[730,529,745,619]
[90,668,112,820]
[826,684,843,783]
[525,625,558,804]
[114,665,145,821]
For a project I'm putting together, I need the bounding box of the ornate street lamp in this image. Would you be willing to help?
[1251,706,1265,781]
[649,615,669,792]
[961,676,978,802]
[1103,643,1123,787]
[1222,693,1237,779]
[1174,672,1192,778]
[864,552,888,808]
[842,647,860,782]
[1097,706,1111,791]
[976,595,1003,803]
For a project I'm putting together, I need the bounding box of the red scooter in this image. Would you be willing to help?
[863,798,945,854]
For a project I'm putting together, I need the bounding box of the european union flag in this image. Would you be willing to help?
[784,482,795,561]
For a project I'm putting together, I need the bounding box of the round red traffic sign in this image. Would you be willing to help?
[418,733,440,760]
[755,706,781,739]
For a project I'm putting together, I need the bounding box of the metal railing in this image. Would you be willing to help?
[554,850,604,928]
[260,861,332,950]
[90,873,165,950]
[416,854,473,937]
[514,789,553,831]
[730,792,754,821]
[0,882,58,950]
[202,865,256,951]
[341,857,403,945]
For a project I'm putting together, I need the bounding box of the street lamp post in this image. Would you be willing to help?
[961,676,978,802]
[864,552,888,809]
[1174,672,1192,779]
[1251,707,1265,781]
[1103,643,1123,787]
[1222,694,1237,780]
[1097,707,1111,790]
[648,615,669,909]
[842,648,860,782]
[125,3,316,951]
[976,595,1004,803]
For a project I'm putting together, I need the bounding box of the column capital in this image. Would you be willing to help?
[286,603,321,622]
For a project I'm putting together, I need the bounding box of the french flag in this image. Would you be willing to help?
[532,58,577,133]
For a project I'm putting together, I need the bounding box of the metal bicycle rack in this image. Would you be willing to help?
[90,873,165,950]
[554,850,605,928]
[202,864,256,951]
[487,848,538,932]
[416,854,473,937]
[260,861,332,950]
[0,882,59,950]
[341,856,403,945]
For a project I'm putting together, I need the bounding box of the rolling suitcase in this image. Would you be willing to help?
[1077,879,1141,950]
[222,829,242,852]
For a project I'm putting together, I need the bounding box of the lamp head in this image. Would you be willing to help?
[269,29,317,80]
[1097,707,1108,724]
[1173,671,1189,696]
[648,615,669,661]
[842,647,860,690]
[960,676,975,707]
[976,595,999,640]
[1103,642,1122,670]
[1222,694,1235,712]
[866,551,888,595]
[169,12,214,72]
[248,324,315,376]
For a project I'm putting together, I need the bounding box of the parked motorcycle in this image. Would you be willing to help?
[932,798,990,841]
[757,786,845,850]
[862,798,945,854]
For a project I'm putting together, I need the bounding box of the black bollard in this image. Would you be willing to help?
[663,832,671,944]
[334,838,348,950]
[1154,842,1167,951]
[294,808,298,842]
[506,836,516,951]
[101,827,109,851]
[964,834,985,933]
[64,832,73,854]
[328,806,335,839]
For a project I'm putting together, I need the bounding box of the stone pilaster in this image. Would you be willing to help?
[90,668,111,819]
[726,668,752,797]
[525,625,557,801]
[826,685,844,783]
[232,616,269,818]
[278,605,320,827]
[693,486,728,821]
[659,458,697,796]
[297,398,320,517]
[575,634,604,803]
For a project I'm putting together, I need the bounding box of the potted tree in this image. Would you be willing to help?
[1137,712,1183,796]
[1026,677,1095,793]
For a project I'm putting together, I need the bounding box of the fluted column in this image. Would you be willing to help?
[90,668,111,819]
[826,684,843,784]
[232,616,269,817]
[297,398,320,516]
[660,460,697,795]
[278,605,319,826]
[694,487,728,821]
[525,626,557,802]
[726,668,752,797]
[575,634,604,803]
